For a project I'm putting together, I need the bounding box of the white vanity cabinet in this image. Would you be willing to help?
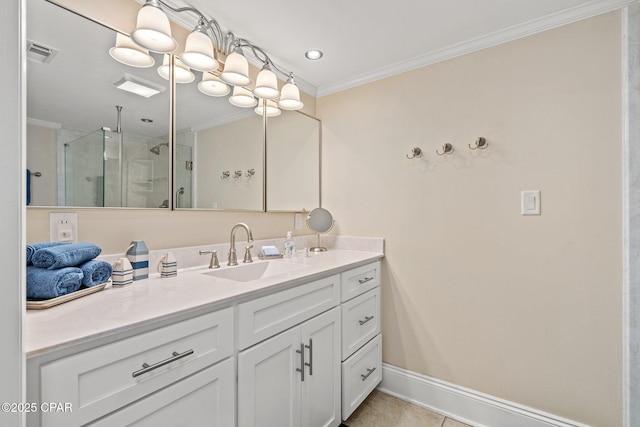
[237,275,342,427]
[31,307,234,427]
[27,253,384,427]
[340,261,383,420]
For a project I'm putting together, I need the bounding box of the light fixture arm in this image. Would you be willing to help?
[155,0,225,51]
[235,39,291,80]
[153,0,293,77]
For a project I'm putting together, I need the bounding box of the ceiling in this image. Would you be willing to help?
[183,0,630,97]
[26,0,630,136]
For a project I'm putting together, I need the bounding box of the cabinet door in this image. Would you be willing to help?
[238,327,302,427]
[88,357,235,427]
[300,307,342,427]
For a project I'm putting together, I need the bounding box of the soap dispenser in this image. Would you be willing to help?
[126,240,149,281]
[284,231,296,258]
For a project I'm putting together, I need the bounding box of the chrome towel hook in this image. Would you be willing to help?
[436,143,454,156]
[469,137,488,150]
[406,147,422,159]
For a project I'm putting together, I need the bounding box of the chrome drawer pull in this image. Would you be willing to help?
[296,343,305,381]
[304,339,313,375]
[361,367,376,381]
[359,315,374,326]
[358,276,374,285]
[132,349,194,378]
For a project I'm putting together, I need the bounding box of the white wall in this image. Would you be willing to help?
[1,0,25,425]
[318,11,622,427]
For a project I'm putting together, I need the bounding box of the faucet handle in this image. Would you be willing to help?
[243,245,254,264]
[199,249,220,269]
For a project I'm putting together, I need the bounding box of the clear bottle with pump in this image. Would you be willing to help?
[284,231,296,258]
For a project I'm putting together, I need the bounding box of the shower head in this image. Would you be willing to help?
[149,142,169,155]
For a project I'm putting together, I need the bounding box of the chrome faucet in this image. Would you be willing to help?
[228,223,254,266]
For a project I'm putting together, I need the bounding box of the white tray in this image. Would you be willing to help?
[27,282,109,310]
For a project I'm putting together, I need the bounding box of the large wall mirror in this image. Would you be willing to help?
[27,0,320,212]
[26,0,172,208]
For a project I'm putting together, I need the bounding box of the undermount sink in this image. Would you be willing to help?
[202,260,310,283]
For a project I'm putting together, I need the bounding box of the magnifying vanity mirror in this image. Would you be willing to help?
[26,0,321,212]
[307,208,334,252]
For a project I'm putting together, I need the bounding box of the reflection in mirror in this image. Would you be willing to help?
[307,208,334,252]
[26,0,170,208]
[175,75,264,211]
[266,110,320,212]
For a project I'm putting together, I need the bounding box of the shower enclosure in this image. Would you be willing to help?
[63,129,170,208]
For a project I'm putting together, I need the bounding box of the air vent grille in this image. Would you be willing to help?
[27,41,58,64]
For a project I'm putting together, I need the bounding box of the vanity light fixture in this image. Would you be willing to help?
[157,55,195,83]
[113,0,304,112]
[253,63,280,100]
[109,33,155,68]
[113,74,165,98]
[180,19,218,72]
[255,99,281,117]
[131,0,178,53]
[219,47,251,86]
[229,86,258,108]
[198,72,230,97]
[278,74,304,110]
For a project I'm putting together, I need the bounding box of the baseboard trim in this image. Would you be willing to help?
[377,364,591,427]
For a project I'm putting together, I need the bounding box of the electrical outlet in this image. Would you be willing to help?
[49,213,78,243]
[294,213,303,230]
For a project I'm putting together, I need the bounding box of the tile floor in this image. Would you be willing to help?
[343,390,473,427]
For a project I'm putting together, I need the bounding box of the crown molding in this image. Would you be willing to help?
[317,0,635,97]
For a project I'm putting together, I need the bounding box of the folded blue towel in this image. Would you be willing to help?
[26,242,70,265]
[79,260,112,287]
[26,265,83,300]
[32,242,102,270]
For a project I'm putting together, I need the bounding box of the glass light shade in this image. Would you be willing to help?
[253,67,280,99]
[109,33,155,68]
[131,4,178,53]
[255,99,281,117]
[220,51,251,86]
[278,82,304,110]
[229,86,258,108]
[181,30,218,72]
[157,55,195,83]
[198,73,230,97]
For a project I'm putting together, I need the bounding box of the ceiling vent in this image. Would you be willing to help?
[27,40,58,64]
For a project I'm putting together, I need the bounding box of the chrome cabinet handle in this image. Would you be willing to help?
[296,343,305,381]
[358,276,374,285]
[359,315,374,326]
[132,349,194,378]
[304,339,313,376]
[361,367,376,381]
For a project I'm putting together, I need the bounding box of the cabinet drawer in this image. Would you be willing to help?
[340,261,380,302]
[40,308,234,427]
[341,334,382,420]
[88,357,235,427]
[237,274,340,350]
[341,287,380,360]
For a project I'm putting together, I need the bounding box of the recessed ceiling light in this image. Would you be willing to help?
[305,49,323,60]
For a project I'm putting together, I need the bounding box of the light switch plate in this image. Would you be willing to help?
[521,191,541,215]
[294,213,303,230]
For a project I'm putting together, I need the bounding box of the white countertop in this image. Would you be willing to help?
[26,244,383,358]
